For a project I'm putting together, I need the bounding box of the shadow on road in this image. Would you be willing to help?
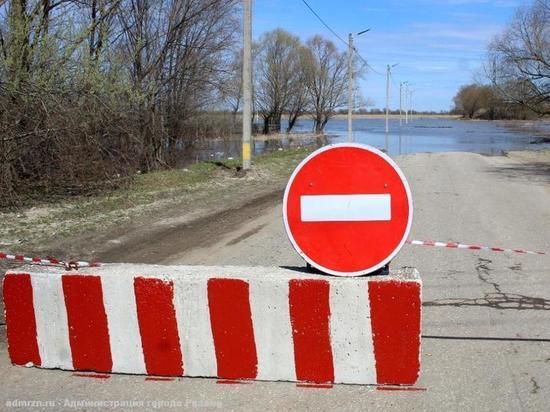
[486,161,550,184]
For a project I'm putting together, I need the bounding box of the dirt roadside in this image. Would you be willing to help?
[98,189,283,264]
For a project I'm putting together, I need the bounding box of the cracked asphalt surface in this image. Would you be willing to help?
[1,150,549,411]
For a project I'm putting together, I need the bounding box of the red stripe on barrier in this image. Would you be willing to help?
[134,277,183,377]
[289,279,334,384]
[0,252,6,259]
[15,255,24,261]
[207,278,258,380]
[369,280,421,385]
[469,245,482,250]
[62,275,112,373]
[2,274,41,366]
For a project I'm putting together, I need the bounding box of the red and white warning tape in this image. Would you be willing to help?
[0,252,99,270]
[0,239,546,272]
[406,240,548,256]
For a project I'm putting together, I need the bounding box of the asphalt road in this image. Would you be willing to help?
[1,151,549,411]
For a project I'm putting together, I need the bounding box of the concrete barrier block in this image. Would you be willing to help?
[2,265,421,385]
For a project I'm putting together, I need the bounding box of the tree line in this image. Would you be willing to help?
[0,1,354,206]
[453,0,550,120]
[226,29,359,134]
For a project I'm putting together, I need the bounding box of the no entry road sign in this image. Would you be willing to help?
[283,143,413,276]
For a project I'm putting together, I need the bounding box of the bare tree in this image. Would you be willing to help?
[254,28,302,134]
[0,1,368,207]
[452,84,501,119]
[285,45,310,133]
[303,35,348,133]
[0,0,240,206]
[219,48,243,126]
[116,0,239,169]
[488,0,550,115]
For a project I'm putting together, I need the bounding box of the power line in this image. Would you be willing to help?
[299,0,384,77]
[355,53,384,76]
[299,0,348,47]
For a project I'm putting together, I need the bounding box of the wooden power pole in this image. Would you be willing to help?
[242,0,252,170]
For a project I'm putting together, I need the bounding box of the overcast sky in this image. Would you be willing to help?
[252,0,524,111]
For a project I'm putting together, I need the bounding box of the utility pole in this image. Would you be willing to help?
[409,89,414,122]
[405,83,409,124]
[347,33,353,142]
[399,81,408,127]
[347,28,370,143]
[242,0,252,170]
[385,65,390,134]
[399,82,403,126]
[385,64,397,134]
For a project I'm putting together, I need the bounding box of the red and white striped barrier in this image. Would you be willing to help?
[0,251,99,269]
[2,264,422,385]
[406,240,548,256]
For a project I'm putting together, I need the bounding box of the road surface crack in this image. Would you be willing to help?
[476,257,501,293]
[530,376,540,394]
[423,258,550,310]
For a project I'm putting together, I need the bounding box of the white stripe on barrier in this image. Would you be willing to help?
[173,278,217,377]
[300,194,391,222]
[102,274,146,374]
[249,279,296,382]
[330,280,377,384]
[31,275,72,370]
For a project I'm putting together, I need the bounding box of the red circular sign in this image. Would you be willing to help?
[283,143,413,276]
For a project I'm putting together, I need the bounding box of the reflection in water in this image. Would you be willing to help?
[398,128,403,155]
[174,118,548,165]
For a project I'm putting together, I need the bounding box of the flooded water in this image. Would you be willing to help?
[294,117,549,156]
[184,117,549,163]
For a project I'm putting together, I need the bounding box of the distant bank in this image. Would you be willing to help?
[331,113,461,120]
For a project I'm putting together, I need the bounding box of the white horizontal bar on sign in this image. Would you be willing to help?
[300,194,391,222]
